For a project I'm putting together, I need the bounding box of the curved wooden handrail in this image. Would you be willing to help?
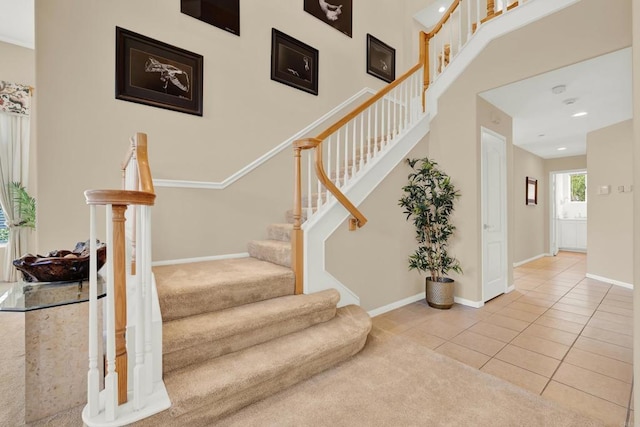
[84,189,156,206]
[133,133,154,194]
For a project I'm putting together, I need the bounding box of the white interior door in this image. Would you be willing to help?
[481,128,507,302]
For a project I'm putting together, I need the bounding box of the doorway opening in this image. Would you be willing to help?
[549,170,587,256]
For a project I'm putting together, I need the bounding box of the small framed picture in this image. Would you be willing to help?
[180,0,240,36]
[526,177,538,205]
[115,27,203,116]
[304,0,352,38]
[270,29,319,96]
[366,34,395,83]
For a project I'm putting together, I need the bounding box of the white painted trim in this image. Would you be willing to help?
[153,88,375,189]
[151,252,249,266]
[586,273,633,289]
[368,293,424,317]
[505,285,515,293]
[454,296,484,308]
[513,253,549,267]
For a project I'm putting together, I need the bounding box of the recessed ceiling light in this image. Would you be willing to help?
[538,134,545,138]
[438,6,446,12]
[563,98,577,105]
[572,111,588,117]
[557,147,567,151]
[551,85,566,94]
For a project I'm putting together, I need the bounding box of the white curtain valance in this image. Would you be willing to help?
[0,81,31,116]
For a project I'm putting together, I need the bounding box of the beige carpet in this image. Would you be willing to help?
[25,326,604,426]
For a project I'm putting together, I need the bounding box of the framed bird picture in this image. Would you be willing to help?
[304,0,352,38]
[366,34,395,83]
[115,27,204,116]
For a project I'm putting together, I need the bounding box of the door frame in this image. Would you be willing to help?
[480,127,508,302]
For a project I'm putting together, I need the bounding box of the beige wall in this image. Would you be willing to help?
[587,120,634,285]
[632,0,639,414]
[35,0,425,259]
[513,146,546,264]
[325,139,428,311]
[0,41,36,279]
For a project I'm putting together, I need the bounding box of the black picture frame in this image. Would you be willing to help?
[526,177,538,205]
[115,27,203,116]
[366,34,396,83]
[180,0,240,36]
[304,0,352,38]
[270,29,319,96]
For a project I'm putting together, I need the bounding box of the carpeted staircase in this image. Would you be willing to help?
[140,216,371,425]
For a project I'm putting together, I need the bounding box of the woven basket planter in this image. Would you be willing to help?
[426,278,454,309]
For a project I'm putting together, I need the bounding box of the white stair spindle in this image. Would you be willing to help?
[476,0,481,29]
[143,205,153,396]
[467,0,472,42]
[449,14,453,61]
[367,107,372,161]
[374,102,379,155]
[307,151,312,213]
[392,90,397,138]
[404,79,409,130]
[351,119,356,173]
[386,95,391,145]
[317,161,322,208]
[502,0,507,14]
[359,114,365,169]
[431,37,436,82]
[327,135,332,202]
[336,131,341,187]
[134,205,145,410]
[343,126,349,184]
[87,205,99,417]
[105,205,118,422]
[381,98,386,147]
[458,7,462,51]
[440,36,445,76]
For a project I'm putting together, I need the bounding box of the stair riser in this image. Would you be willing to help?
[164,307,336,373]
[267,224,292,242]
[159,273,294,322]
[168,333,368,422]
[248,242,291,268]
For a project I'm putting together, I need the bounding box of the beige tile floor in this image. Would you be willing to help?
[373,252,633,426]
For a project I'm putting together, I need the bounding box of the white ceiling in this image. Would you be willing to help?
[480,48,633,159]
[0,0,34,49]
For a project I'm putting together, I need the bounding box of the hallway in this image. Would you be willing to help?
[373,252,633,426]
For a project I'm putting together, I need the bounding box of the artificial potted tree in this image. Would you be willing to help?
[399,157,462,309]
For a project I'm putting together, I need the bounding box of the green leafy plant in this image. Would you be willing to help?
[399,157,462,282]
[9,182,36,229]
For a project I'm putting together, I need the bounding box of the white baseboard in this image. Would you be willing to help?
[505,285,515,293]
[513,253,550,268]
[368,293,424,317]
[585,273,633,290]
[152,252,250,267]
[454,296,484,308]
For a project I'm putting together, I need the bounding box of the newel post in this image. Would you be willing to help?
[112,204,129,405]
[291,144,304,295]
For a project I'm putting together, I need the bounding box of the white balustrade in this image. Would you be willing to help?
[297,67,424,224]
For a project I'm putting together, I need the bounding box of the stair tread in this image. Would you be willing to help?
[154,257,294,321]
[163,289,340,355]
[164,305,371,418]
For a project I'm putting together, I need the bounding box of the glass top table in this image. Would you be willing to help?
[0,276,106,312]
